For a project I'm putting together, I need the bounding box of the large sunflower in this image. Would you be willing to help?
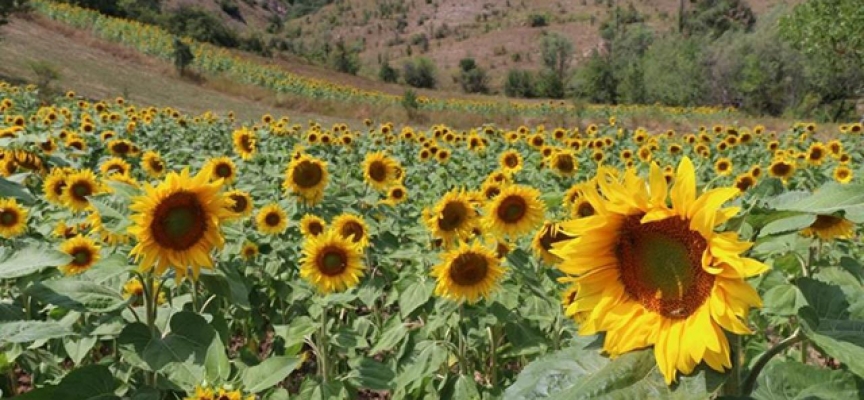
[283,154,328,205]
[363,152,400,191]
[232,127,257,160]
[430,240,505,303]
[128,169,231,281]
[59,235,101,275]
[256,203,288,235]
[203,157,237,186]
[300,230,365,294]
[423,189,478,244]
[332,213,370,248]
[300,214,326,237]
[0,197,28,238]
[552,158,768,384]
[484,184,545,239]
[62,170,102,212]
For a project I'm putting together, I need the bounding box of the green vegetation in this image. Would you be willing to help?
[402,57,437,89]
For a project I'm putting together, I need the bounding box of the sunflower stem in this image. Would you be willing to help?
[741,328,804,395]
[139,272,159,387]
[487,326,497,387]
[457,303,468,376]
[318,304,330,384]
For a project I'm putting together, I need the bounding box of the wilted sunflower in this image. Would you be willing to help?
[240,241,259,260]
[300,214,326,237]
[800,215,854,241]
[141,151,166,178]
[59,235,101,275]
[431,240,505,303]
[498,150,523,175]
[225,189,253,218]
[203,156,237,185]
[232,127,257,160]
[300,230,364,294]
[484,184,545,239]
[0,197,27,238]
[424,189,478,244]
[550,150,578,176]
[283,154,328,205]
[768,159,796,183]
[100,157,131,177]
[714,158,733,176]
[256,203,288,235]
[128,169,231,281]
[62,170,102,211]
[363,152,400,191]
[531,222,575,265]
[553,159,767,384]
[834,166,852,184]
[332,213,369,248]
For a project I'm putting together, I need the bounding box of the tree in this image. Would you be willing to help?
[402,57,437,89]
[540,32,574,81]
[378,58,399,83]
[330,39,360,75]
[683,0,756,39]
[457,58,489,94]
[172,37,194,76]
[504,69,536,98]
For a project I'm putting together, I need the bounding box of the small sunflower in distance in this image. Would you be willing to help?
[484,184,545,239]
[553,158,768,384]
[203,156,237,185]
[59,235,101,275]
[498,150,523,175]
[240,241,259,260]
[283,154,328,205]
[0,197,27,238]
[300,214,326,237]
[332,213,370,248]
[300,230,365,294]
[800,215,854,241]
[128,168,231,281]
[363,152,400,191]
[232,127,257,160]
[834,166,852,184]
[550,149,578,176]
[99,157,131,177]
[381,184,408,206]
[431,240,505,303]
[768,158,796,183]
[256,203,288,235]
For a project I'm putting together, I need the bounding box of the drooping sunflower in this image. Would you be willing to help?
[498,150,523,175]
[62,170,102,212]
[483,184,545,239]
[423,189,478,244]
[256,203,288,235]
[430,240,505,304]
[363,152,400,191]
[59,235,101,275]
[332,213,370,248]
[283,154,328,205]
[232,127,257,160]
[553,158,768,384]
[300,230,365,294]
[240,241,259,260]
[203,157,237,185]
[0,197,28,238]
[532,222,575,265]
[833,166,852,184]
[300,214,326,237]
[224,189,253,218]
[100,157,131,177]
[141,151,166,178]
[128,168,231,281]
[800,215,854,241]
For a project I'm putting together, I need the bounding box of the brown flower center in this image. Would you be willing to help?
[497,195,527,224]
[292,160,323,188]
[439,202,468,231]
[317,247,348,276]
[340,221,365,243]
[368,161,388,182]
[449,251,489,286]
[150,192,206,251]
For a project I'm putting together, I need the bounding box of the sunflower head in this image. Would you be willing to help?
[300,230,365,294]
[484,184,545,239]
[499,150,523,174]
[363,152,400,191]
[714,158,732,176]
[225,189,253,218]
[532,222,574,265]
[300,214,326,237]
[62,170,102,212]
[800,215,854,241]
[431,240,506,304]
[256,203,288,235]
[424,189,478,244]
[142,151,166,178]
[204,157,237,185]
[382,185,408,205]
[100,157,131,177]
[332,213,370,248]
[551,150,578,176]
[768,159,796,182]
[232,127,257,160]
[283,154,329,205]
[59,235,101,275]
[0,197,28,238]
[833,166,852,184]
[241,241,259,260]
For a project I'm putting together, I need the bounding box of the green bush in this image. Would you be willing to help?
[402,57,437,89]
[458,58,489,94]
[378,59,399,83]
[504,69,536,98]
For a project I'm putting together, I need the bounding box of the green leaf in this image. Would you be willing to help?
[19,364,121,400]
[758,214,815,237]
[88,196,130,233]
[0,245,71,279]
[799,310,864,379]
[797,278,849,319]
[241,356,302,393]
[273,316,316,349]
[0,176,36,204]
[204,334,230,382]
[752,361,862,400]
[346,357,395,390]
[762,284,804,316]
[63,336,97,365]
[370,316,408,354]
[398,279,433,319]
[454,374,481,400]
[25,280,128,313]
[0,320,74,344]
[772,182,864,223]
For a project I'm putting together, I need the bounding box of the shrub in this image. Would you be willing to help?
[403,57,437,89]
[528,13,548,27]
[379,59,399,83]
[504,69,536,98]
[458,58,489,94]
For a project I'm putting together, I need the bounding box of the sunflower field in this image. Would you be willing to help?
[1,80,864,400]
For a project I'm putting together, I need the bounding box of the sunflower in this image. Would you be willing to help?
[833,166,852,184]
[436,149,451,163]
[0,198,27,238]
[100,157,131,177]
[532,222,574,265]
[107,139,134,157]
[800,215,854,241]
[122,277,167,306]
[232,127,257,160]
[256,203,288,235]
[382,184,408,206]
[225,189,253,217]
[424,189,478,244]
[332,213,370,248]
[484,184,545,239]
[553,159,767,384]
[39,138,57,154]
[43,169,69,205]
[203,157,237,185]
[62,170,102,211]
[59,235,101,275]
[283,154,328,205]
[550,150,578,176]
[431,240,505,304]
[806,143,827,166]
[571,197,596,219]
[363,152,400,191]
[141,151,166,178]
[498,150,523,175]
[300,230,365,293]
[300,214,326,237]
[734,173,756,192]
[768,159,796,183]
[128,169,231,281]
[240,241,259,260]
[714,158,733,176]
[481,181,502,200]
